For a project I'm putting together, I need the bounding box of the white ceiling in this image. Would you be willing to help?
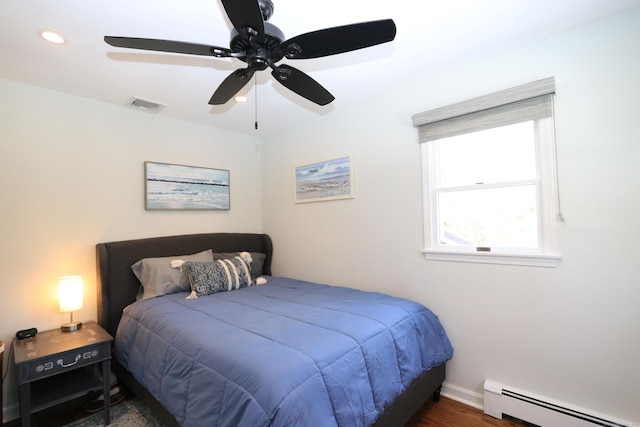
[2,0,639,137]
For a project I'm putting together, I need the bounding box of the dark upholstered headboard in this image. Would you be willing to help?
[96,233,273,337]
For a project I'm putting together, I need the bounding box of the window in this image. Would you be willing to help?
[413,78,561,267]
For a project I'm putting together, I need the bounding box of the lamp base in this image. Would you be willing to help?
[61,321,82,332]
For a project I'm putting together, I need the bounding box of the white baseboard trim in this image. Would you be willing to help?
[441,382,484,410]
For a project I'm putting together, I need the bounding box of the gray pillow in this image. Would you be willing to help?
[132,249,214,300]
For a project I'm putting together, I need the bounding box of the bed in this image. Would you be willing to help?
[96,232,453,427]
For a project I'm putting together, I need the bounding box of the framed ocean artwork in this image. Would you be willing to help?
[294,154,354,203]
[144,161,230,210]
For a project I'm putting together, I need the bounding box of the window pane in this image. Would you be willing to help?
[438,185,538,248]
[435,121,536,187]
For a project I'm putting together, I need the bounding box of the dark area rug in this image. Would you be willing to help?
[63,397,164,427]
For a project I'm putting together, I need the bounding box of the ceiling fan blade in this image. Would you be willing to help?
[220,0,264,37]
[271,64,335,106]
[281,19,396,60]
[104,36,233,57]
[209,68,255,105]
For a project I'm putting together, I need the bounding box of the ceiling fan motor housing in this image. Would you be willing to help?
[230,22,285,69]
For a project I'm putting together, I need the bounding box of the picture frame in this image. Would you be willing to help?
[145,161,230,210]
[294,154,354,203]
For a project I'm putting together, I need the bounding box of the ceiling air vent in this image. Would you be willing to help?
[127,97,166,113]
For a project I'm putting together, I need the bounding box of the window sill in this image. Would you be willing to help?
[421,250,561,267]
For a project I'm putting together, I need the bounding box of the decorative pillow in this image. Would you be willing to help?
[131,249,214,300]
[213,252,266,278]
[186,252,255,297]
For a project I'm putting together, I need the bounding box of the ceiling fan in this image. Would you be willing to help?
[104,0,396,106]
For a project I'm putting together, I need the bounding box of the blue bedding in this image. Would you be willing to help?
[115,276,453,427]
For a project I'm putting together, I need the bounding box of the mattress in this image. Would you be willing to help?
[115,276,453,426]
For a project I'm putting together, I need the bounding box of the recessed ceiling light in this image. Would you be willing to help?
[40,30,66,44]
[235,96,248,103]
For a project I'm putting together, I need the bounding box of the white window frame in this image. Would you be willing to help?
[413,78,562,267]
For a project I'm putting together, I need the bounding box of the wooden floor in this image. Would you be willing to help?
[406,396,530,427]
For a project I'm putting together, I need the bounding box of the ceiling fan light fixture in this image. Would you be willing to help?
[40,30,66,45]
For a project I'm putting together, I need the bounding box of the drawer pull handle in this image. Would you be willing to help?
[57,354,81,368]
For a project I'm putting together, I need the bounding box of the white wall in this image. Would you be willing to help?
[2,8,639,425]
[0,79,262,417]
[261,8,640,423]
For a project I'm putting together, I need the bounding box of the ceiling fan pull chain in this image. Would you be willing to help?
[254,74,259,130]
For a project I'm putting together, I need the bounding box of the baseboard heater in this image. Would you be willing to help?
[484,380,638,427]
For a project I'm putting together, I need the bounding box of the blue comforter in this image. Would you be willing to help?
[115,277,453,426]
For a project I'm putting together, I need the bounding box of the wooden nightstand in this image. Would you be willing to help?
[13,322,112,427]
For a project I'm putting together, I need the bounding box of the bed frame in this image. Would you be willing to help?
[96,232,445,427]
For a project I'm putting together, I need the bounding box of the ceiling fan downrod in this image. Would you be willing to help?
[258,0,274,21]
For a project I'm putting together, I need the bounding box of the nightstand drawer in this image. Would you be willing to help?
[14,321,113,384]
[18,340,110,382]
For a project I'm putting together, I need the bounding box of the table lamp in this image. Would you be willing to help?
[59,275,83,332]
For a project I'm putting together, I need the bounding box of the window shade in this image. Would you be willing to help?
[412,77,556,143]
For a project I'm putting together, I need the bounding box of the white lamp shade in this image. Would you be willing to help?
[59,275,83,313]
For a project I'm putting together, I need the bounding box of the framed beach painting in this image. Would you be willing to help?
[294,154,354,203]
[145,161,230,210]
